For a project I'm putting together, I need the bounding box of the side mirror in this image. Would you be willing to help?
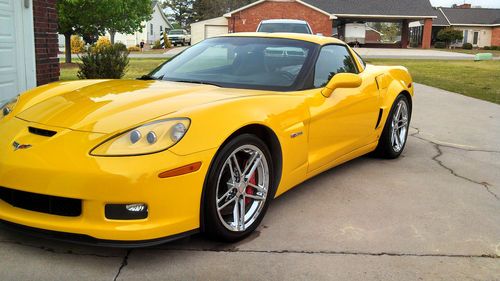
[321,73,362,98]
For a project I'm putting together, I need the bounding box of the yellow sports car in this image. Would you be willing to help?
[0,33,412,246]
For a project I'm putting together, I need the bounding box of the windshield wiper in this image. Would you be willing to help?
[137,75,159,80]
[170,79,222,87]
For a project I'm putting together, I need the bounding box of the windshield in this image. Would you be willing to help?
[258,23,311,34]
[149,37,317,91]
[169,30,184,35]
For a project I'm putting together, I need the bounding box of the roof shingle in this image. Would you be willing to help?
[304,0,436,17]
[440,7,500,25]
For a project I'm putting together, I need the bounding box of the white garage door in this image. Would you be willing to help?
[0,0,36,102]
[205,25,228,39]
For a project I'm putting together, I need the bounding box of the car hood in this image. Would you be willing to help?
[16,80,260,134]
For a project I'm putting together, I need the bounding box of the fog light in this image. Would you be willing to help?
[105,203,148,220]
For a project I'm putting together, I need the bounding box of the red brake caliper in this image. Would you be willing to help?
[246,172,256,205]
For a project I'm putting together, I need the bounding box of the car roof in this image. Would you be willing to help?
[260,19,309,24]
[218,32,346,45]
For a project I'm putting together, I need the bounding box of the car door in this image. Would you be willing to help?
[307,45,379,173]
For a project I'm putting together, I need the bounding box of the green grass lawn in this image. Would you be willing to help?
[60,58,167,81]
[367,59,500,104]
[60,58,500,105]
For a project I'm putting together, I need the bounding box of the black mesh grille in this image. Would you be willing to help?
[0,187,81,217]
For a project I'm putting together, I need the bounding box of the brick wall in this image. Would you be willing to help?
[492,27,500,47]
[33,0,59,86]
[228,0,333,36]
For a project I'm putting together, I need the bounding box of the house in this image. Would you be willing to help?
[0,0,59,102]
[102,0,173,47]
[410,5,500,48]
[191,0,436,48]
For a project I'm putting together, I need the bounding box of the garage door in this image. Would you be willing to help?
[0,0,35,102]
[205,25,228,39]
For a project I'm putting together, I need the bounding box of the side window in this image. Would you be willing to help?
[352,50,366,69]
[314,45,357,88]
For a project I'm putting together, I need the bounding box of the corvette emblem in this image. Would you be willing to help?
[12,141,32,151]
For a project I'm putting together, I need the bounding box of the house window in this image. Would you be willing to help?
[150,24,153,35]
[160,26,163,32]
[463,30,468,43]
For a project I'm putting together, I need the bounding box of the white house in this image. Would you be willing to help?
[105,0,173,47]
[190,17,228,45]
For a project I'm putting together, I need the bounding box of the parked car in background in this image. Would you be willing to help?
[256,19,313,34]
[167,29,191,46]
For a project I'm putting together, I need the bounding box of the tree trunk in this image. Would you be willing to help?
[64,33,72,64]
[110,31,116,45]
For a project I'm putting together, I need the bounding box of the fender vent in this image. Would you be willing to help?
[28,126,57,137]
[375,109,383,129]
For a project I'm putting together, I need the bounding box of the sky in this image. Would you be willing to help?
[429,0,500,8]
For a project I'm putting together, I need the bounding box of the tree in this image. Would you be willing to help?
[162,0,195,28]
[437,27,463,47]
[104,0,153,44]
[57,0,106,63]
[192,0,253,21]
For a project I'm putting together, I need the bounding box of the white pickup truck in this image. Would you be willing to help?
[167,29,191,46]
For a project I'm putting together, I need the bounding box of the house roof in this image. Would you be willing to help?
[152,0,174,29]
[304,0,437,19]
[431,8,450,26]
[439,7,500,26]
[224,0,336,19]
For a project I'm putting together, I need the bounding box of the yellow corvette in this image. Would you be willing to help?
[0,33,412,246]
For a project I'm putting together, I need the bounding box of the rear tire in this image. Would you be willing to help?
[374,94,411,159]
[203,134,275,242]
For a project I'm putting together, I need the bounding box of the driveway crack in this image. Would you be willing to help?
[113,249,132,281]
[151,247,499,259]
[410,127,499,200]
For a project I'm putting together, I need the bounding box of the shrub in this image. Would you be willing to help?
[70,36,85,54]
[163,32,172,49]
[410,41,419,48]
[434,42,446,49]
[151,40,162,49]
[77,44,129,79]
[114,42,127,52]
[128,46,141,52]
[95,36,111,50]
[483,46,491,50]
[462,43,473,50]
[436,27,463,47]
[491,46,499,50]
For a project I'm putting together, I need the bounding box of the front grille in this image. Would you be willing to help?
[0,187,81,217]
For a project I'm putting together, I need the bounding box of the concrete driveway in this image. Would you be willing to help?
[0,84,499,280]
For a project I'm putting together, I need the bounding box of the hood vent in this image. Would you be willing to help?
[28,126,57,137]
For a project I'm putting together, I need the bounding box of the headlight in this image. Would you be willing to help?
[0,96,19,120]
[91,118,190,156]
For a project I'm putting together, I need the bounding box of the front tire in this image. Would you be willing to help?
[203,134,275,242]
[374,94,411,159]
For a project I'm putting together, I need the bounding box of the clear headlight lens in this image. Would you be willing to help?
[0,96,19,120]
[91,118,190,156]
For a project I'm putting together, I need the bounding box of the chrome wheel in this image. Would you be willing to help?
[390,99,409,152]
[215,144,269,232]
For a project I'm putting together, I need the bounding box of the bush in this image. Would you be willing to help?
[77,44,129,79]
[70,36,85,54]
[434,42,446,49]
[151,40,162,49]
[95,36,111,50]
[114,42,127,52]
[410,41,419,48]
[483,46,491,50]
[462,43,473,50]
[436,27,463,46]
[163,33,172,49]
[128,46,141,52]
[491,46,499,50]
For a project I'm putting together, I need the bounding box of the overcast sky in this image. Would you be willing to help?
[429,0,500,8]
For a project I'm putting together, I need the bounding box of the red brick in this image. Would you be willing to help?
[228,0,333,36]
[33,0,60,85]
[492,27,500,47]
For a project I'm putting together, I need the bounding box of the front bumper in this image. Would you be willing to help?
[0,118,217,242]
